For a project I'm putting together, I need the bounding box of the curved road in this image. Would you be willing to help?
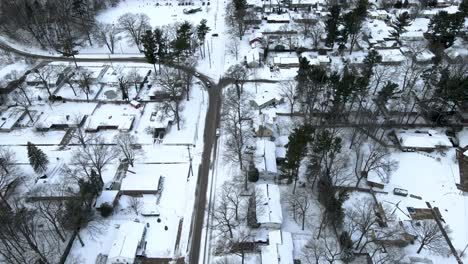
[0,40,225,264]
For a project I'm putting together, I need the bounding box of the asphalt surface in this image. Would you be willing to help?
[0,39,225,264]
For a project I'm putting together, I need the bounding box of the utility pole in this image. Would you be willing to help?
[187,145,194,178]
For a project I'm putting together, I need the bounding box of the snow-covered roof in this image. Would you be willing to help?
[378,49,405,63]
[86,114,134,131]
[0,107,25,131]
[267,13,291,22]
[85,104,138,132]
[255,140,278,173]
[107,221,145,263]
[253,90,281,109]
[148,108,174,129]
[290,0,325,5]
[400,31,425,40]
[256,184,283,225]
[365,20,392,42]
[273,57,299,66]
[398,130,452,149]
[415,50,435,62]
[261,230,294,264]
[120,169,161,192]
[95,190,119,208]
[275,136,289,147]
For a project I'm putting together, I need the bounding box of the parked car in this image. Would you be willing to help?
[194,72,201,77]
[393,188,408,197]
[212,33,218,37]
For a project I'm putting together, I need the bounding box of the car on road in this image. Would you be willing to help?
[216,128,220,137]
[206,81,211,87]
[194,72,201,77]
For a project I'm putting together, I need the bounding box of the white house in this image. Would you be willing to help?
[255,184,283,228]
[261,230,294,264]
[398,130,452,151]
[255,140,278,178]
[107,221,146,264]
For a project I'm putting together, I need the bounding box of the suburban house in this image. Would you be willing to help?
[368,9,389,20]
[95,190,120,210]
[261,230,294,264]
[255,139,278,179]
[85,114,135,132]
[0,107,26,132]
[120,171,163,195]
[107,221,147,264]
[377,49,406,65]
[266,13,291,23]
[36,113,87,131]
[397,130,452,151]
[273,57,300,68]
[250,91,283,110]
[148,108,174,140]
[255,184,283,229]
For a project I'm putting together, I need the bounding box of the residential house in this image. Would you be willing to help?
[255,139,278,179]
[261,230,294,264]
[255,184,283,228]
[397,130,452,151]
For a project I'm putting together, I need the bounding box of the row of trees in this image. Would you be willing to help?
[0,0,119,51]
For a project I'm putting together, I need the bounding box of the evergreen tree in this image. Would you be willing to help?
[325,5,341,47]
[282,125,313,193]
[378,81,399,105]
[390,11,412,43]
[428,11,465,48]
[362,49,382,80]
[248,163,259,182]
[460,0,468,16]
[172,21,193,63]
[342,0,368,54]
[196,19,211,59]
[141,29,158,73]
[27,142,49,174]
[154,28,168,73]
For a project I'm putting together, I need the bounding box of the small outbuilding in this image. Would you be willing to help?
[107,221,146,264]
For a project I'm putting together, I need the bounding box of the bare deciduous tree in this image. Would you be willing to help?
[77,69,93,102]
[211,189,238,239]
[32,65,60,97]
[353,141,398,187]
[12,87,34,122]
[117,13,151,51]
[128,196,143,215]
[302,234,342,264]
[93,22,121,54]
[222,88,253,171]
[155,67,184,130]
[412,220,449,255]
[286,188,312,230]
[0,147,20,209]
[279,79,297,115]
[72,136,119,187]
[114,132,140,167]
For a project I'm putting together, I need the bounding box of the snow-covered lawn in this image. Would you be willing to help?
[375,149,468,262]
